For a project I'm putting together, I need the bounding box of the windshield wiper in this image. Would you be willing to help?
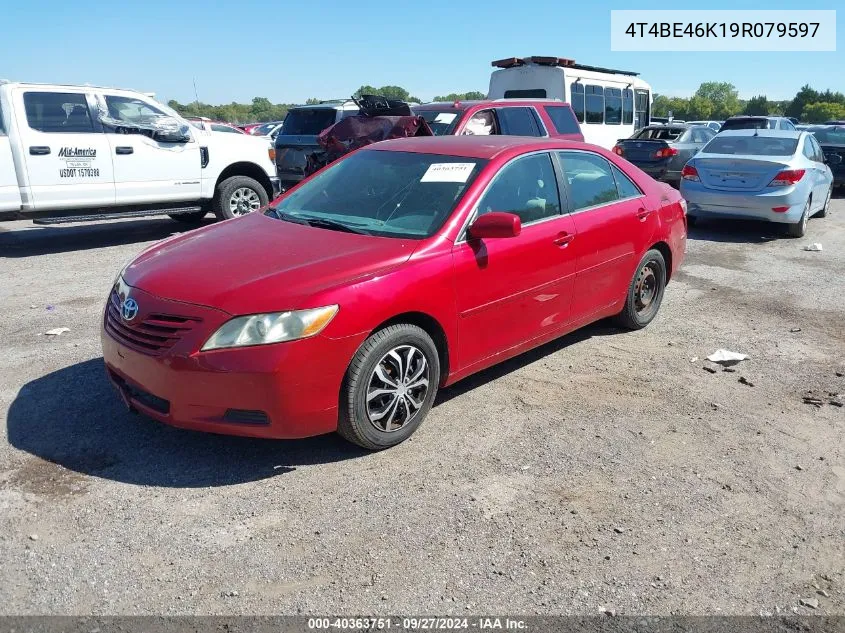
[299,217,370,235]
[268,208,310,225]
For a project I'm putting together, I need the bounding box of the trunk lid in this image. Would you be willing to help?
[619,139,671,163]
[692,156,792,191]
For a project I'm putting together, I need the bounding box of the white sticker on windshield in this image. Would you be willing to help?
[421,163,476,183]
[434,112,458,124]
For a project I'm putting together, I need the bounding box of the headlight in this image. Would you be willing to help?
[201,305,339,351]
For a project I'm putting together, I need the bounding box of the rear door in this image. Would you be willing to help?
[0,98,22,211]
[452,152,577,370]
[556,150,650,321]
[99,92,201,205]
[13,88,115,209]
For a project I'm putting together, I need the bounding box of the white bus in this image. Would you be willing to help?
[487,56,653,149]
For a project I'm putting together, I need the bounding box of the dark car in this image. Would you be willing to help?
[807,125,845,187]
[612,124,716,187]
[411,99,584,141]
[719,116,796,132]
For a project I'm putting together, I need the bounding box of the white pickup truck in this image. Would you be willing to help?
[0,81,280,224]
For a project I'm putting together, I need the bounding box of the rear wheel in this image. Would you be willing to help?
[615,249,667,330]
[338,324,440,450]
[787,198,810,238]
[213,176,269,221]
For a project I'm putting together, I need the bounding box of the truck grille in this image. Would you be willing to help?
[105,289,200,355]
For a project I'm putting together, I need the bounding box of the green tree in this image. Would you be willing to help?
[786,85,820,120]
[355,85,421,103]
[744,95,769,116]
[432,91,486,102]
[693,82,740,119]
[802,102,845,123]
[305,97,321,105]
[686,95,713,120]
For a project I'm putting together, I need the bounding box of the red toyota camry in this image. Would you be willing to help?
[102,136,687,450]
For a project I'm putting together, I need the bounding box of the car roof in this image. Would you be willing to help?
[715,129,804,139]
[364,135,593,159]
[413,99,569,110]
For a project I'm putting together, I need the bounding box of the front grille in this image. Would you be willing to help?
[109,370,170,414]
[105,290,200,355]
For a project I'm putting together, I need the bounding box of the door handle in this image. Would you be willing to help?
[637,208,653,221]
[553,232,575,247]
[29,146,50,155]
[115,146,134,155]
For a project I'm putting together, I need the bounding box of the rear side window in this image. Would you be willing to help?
[604,87,622,125]
[545,106,580,134]
[585,85,604,124]
[690,128,714,143]
[802,137,816,159]
[571,83,585,123]
[280,108,337,135]
[496,107,542,136]
[557,151,620,211]
[611,164,642,199]
[503,89,546,99]
[24,92,94,133]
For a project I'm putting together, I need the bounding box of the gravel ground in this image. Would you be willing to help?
[0,200,843,616]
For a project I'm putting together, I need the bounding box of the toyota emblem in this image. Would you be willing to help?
[121,297,139,322]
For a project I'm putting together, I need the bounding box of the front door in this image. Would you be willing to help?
[13,88,115,209]
[556,150,651,322]
[452,152,577,371]
[99,92,201,205]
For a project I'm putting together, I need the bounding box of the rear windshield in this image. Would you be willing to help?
[721,118,769,130]
[809,127,845,145]
[412,108,461,136]
[634,127,686,140]
[701,136,799,156]
[280,108,337,136]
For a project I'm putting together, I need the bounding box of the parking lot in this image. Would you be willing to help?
[1,200,843,615]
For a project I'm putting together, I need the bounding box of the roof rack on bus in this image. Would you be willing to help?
[491,56,639,77]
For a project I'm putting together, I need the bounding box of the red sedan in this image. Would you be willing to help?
[102,136,687,450]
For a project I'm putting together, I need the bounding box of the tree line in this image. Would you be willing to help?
[653,82,845,123]
[168,85,485,124]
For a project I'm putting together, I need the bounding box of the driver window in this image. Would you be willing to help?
[462,110,497,136]
[475,153,561,225]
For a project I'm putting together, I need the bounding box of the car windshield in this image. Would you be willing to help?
[701,136,799,156]
[280,108,337,135]
[412,108,461,136]
[634,127,686,140]
[809,126,845,145]
[267,150,486,239]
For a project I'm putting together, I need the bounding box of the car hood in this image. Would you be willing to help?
[123,213,417,314]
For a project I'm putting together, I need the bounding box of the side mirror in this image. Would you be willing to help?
[467,212,521,240]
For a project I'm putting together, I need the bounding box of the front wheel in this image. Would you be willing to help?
[338,324,441,450]
[786,198,810,238]
[213,176,269,220]
[615,249,667,330]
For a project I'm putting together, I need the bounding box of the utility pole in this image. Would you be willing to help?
[193,77,200,106]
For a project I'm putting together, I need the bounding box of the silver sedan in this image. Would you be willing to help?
[680,130,833,237]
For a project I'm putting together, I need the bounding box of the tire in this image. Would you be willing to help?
[786,198,810,238]
[337,324,441,450]
[169,210,208,223]
[815,186,831,218]
[615,249,667,330]
[212,176,269,221]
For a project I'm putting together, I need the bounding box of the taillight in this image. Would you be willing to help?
[612,145,624,156]
[655,147,679,158]
[768,169,805,187]
[681,165,700,181]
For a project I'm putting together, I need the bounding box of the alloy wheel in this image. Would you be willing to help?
[366,345,430,432]
[229,187,262,216]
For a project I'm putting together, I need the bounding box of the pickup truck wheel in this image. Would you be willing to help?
[169,210,207,223]
[213,176,269,220]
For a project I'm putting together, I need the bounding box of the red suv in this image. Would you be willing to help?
[412,99,584,141]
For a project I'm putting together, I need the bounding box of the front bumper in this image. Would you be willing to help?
[680,181,807,224]
[101,287,366,439]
